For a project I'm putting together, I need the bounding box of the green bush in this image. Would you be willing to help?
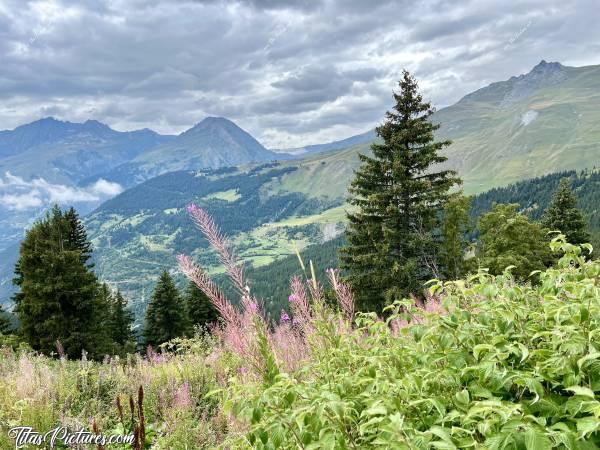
[224,237,600,449]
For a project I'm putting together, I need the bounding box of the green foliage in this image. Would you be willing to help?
[144,270,188,347]
[477,203,553,280]
[440,193,473,280]
[0,304,11,334]
[542,178,591,246]
[342,70,461,312]
[225,238,600,448]
[13,205,110,359]
[107,286,136,356]
[185,280,218,333]
[470,169,599,250]
[0,337,223,450]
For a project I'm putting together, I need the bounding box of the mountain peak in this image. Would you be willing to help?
[530,60,564,74]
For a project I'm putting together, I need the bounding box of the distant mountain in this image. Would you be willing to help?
[432,60,600,191]
[273,129,376,155]
[99,117,282,187]
[0,117,174,184]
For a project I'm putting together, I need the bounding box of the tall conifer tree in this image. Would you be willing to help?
[13,206,108,359]
[341,71,460,312]
[107,288,136,355]
[185,280,218,334]
[144,271,187,347]
[542,178,591,245]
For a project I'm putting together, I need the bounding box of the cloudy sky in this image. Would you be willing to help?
[0,0,598,148]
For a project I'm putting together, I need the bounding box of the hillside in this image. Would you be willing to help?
[433,60,600,192]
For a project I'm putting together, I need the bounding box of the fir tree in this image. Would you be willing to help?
[542,178,591,245]
[185,281,218,334]
[13,206,108,359]
[478,203,553,280]
[341,71,460,312]
[440,194,472,280]
[144,271,187,347]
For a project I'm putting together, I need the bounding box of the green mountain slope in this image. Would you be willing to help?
[433,60,600,192]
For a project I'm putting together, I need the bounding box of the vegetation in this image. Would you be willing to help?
[144,271,188,348]
[542,178,591,245]
[342,70,460,312]
[12,206,111,359]
[224,236,600,448]
[440,193,472,280]
[185,280,218,333]
[476,203,554,280]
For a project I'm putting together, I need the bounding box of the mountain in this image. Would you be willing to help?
[432,60,600,192]
[0,117,174,184]
[97,117,282,187]
[2,60,600,309]
[273,129,376,155]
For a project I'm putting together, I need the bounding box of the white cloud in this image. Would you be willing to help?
[0,172,123,211]
[0,191,43,210]
[89,178,123,197]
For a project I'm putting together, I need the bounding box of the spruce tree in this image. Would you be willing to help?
[108,288,136,355]
[144,271,187,347]
[185,281,218,334]
[13,206,108,359]
[64,207,93,266]
[440,194,472,280]
[542,178,591,245]
[341,71,460,312]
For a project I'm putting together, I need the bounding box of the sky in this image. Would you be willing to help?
[0,0,599,148]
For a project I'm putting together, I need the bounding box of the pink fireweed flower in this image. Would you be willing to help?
[280,311,290,322]
[173,381,191,409]
[288,294,297,303]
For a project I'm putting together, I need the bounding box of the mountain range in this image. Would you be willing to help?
[0,59,599,307]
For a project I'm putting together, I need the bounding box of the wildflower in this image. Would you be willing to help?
[280,311,290,322]
[288,294,297,303]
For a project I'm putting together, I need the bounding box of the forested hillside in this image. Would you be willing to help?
[237,169,599,318]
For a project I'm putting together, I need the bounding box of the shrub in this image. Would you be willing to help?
[221,236,600,448]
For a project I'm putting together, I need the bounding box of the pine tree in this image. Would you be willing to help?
[542,178,591,245]
[478,203,553,280]
[341,71,461,312]
[13,206,108,359]
[107,288,136,355]
[185,281,218,334]
[144,271,187,347]
[440,194,472,280]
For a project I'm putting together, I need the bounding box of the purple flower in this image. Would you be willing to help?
[288,294,297,303]
[280,311,290,322]
[186,203,199,214]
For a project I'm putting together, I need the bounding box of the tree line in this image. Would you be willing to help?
[1,205,218,359]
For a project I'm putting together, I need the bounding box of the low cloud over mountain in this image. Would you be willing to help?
[0,172,122,211]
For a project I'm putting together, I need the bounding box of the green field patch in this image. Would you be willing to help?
[202,189,241,202]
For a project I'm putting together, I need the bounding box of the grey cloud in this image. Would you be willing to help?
[0,0,598,147]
